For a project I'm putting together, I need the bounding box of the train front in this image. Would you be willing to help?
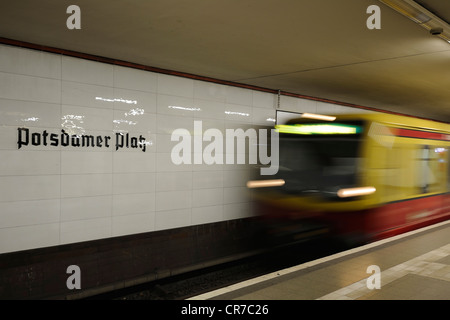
[250,115,376,246]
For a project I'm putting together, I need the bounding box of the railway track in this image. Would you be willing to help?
[86,237,349,300]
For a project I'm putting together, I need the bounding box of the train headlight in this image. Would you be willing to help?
[247,179,285,188]
[337,186,376,198]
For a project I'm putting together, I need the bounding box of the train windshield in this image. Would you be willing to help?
[275,121,364,198]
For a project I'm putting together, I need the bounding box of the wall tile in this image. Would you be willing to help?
[62,151,112,174]
[156,171,192,192]
[0,72,61,104]
[113,193,155,216]
[224,104,253,123]
[0,126,24,150]
[113,108,157,134]
[192,205,223,225]
[158,74,194,98]
[113,151,156,173]
[157,94,196,117]
[297,98,318,113]
[114,65,157,93]
[113,172,156,194]
[0,99,61,129]
[155,134,176,153]
[278,95,298,111]
[112,212,155,237]
[193,171,223,189]
[252,107,276,126]
[316,101,336,114]
[0,45,61,79]
[0,175,60,202]
[223,169,251,187]
[62,55,113,86]
[194,81,227,102]
[156,190,192,211]
[223,202,252,220]
[193,99,227,120]
[226,86,252,106]
[156,114,194,134]
[0,223,60,254]
[0,150,60,176]
[156,153,193,172]
[61,174,112,198]
[224,187,251,204]
[0,199,60,228]
[155,208,191,231]
[192,188,223,208]
[113,87,157,113]
[253,91,276,109]
[60,218,111,244]
[61,196,112,221]
[62,81,115,109]
[192,154,225,171]
[62,104,113,131]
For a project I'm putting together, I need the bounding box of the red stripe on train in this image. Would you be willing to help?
[393,128,450,141]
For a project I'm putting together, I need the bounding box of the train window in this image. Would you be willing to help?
[417,145,430,193]
[383,146,405,201]
[275,135,362,196]
[433,147,448,192]
[416,145,440,194]
[383,145,416,200]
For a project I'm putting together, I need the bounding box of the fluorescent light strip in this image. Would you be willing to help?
[379,0,450,45]
[247,179,285,189]
[438,33,450,43]
[337,186,376,198]
[380,0,431,24]
[301,113,336,121]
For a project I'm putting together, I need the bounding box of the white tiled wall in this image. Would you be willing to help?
[0,44,369,254]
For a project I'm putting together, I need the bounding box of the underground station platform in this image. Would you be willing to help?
[189,220,450,300]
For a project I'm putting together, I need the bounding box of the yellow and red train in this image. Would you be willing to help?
[252,113,450,245]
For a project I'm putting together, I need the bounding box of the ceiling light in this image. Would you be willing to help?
[437,32,450,43]
[379,0,431,23]
[379,0,450,44]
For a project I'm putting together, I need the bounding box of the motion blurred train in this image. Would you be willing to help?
[250,113,450,245]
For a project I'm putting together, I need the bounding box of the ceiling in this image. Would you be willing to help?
[0,0,449,122]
